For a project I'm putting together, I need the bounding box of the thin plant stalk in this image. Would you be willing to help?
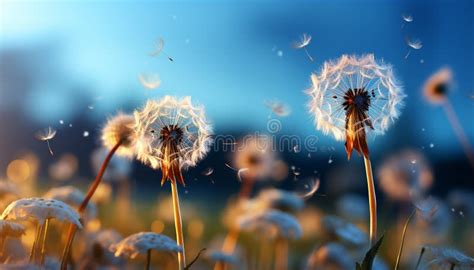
[171,179,186,270]
[274,238,288,270]
[60,140,123,270]
[415,247,426,270]
[394,210,416,270]
[443,100,474,169]
[363,156,377,245]
[304,48,314,62]
[145,249,151,270]
[0,236,5,258]
[29,223,41,263]
[215,176,255,270]
[40,218,50,265]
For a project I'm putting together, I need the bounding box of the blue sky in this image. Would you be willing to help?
[1,0,473,159]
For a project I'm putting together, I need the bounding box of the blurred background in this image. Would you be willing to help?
[0,0,473,268]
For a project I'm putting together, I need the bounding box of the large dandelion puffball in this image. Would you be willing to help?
[134,96,212,170]
[102,113,137,158]
[111,232,183,259]
[1,197,82,227]
[307,54,404,141]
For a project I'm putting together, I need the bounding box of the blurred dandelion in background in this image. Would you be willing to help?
[307,54,404,244]
[423,68,474,168]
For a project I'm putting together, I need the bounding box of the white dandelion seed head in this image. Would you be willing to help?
[305,242,354,270]
[292,33,312,49]
[239,210,302,240]
[134,96,213,170]
[206,250,239,264]
[43,186,98,220]
[423,246,474,269]
[254,189,304,212]
[1,197,82,228]
[378,150,433,202]
[110,232,183,259]
[35,127,57,141]
[101,113,137,158]
[321,215,368,247]
[0,219,26,238]
[406,37,423,49]
[234,135,275,180]
[306,54,405,141]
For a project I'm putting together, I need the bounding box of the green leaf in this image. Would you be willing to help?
[355,234,385,270]
[184,248,206,270]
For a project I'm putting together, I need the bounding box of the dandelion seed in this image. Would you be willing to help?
[35,127,57,156]
[149,38,174,61]
[292,33,314,61]
[405,37,422,59]
[83,131,89,137]
[59,120,64,125]
[88,105,94,110]
[328,156,333,164]
[138,73,161,90]
[202,167,214,176]
[429,143,434,148]
[277,50,283,57]
[402,14,413,23]
[298,178,320,200]
[265,100,291,117]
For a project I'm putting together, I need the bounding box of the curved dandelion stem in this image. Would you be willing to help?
[46,140,54,156]
[394,209,416,270]
[364,156,378,244]
[171,179,186,270]
[443,100,474,169]
[274,238,288,270]
[415,247,426,270]
[145,249,151,270]
[40,218,50,265]
[404,49,411,59]
[304,48,314,62]
[60,140,123,270]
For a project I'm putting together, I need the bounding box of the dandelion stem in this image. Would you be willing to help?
[60,140,123,270]
[363,156,377,245]
[394,209,415,270]
[415,247,426,270]
[304,48,314,62]
[40,218,50,265]
[145,249,151,270]
[274,238,288,270]
[443,100,474,169]
[404,49,411,59]
[0,236,5,259]
[29,223,41,263]
[171,179,186,270]
[46,140,54,156]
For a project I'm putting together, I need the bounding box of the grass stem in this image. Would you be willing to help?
[394,210,415,270]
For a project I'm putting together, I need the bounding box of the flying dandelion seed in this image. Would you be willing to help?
[402,14,413,22]
[298,178,320,199]
[59,120,64,125]
[264,100,291,117]
[138,73,161,90]
[83,131,89,137]
[202,167,214,176]
[35,127,57,156]
[88,105,94,110]
[292,33,314,61]
[277,50,283,57]
[405,37,423,59]
[237,168,249,182]
[149,37,174,61]
[307,54,405,244]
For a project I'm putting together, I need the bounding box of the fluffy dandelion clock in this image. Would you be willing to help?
[111,232,183,269]
[102,113,137,158]
[134,96,212,185]
[44,186,98,220]
[307,54,404,158]
[239,210,302,240]
[0,219,25,238]
[1,198,82,227]
[307,54,404,244]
